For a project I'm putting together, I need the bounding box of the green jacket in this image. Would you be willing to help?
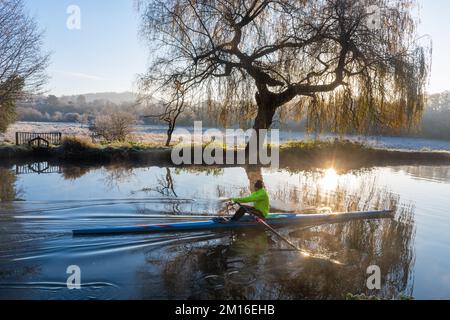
[232,188,270,217]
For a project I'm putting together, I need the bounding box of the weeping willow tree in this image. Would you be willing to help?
[137,0,430,142]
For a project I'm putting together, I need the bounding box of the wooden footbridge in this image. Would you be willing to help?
[15,132,62,148]
[15,162,62,175]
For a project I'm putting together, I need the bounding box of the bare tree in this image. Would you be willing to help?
[136,0,430,149]
[0,0,50,132]
[141,80,188,146]
[90,111,136,142]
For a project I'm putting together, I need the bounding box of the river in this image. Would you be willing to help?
[0,161,449,299]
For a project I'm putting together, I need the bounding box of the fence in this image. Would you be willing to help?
[15,162,62,175]
[15,132,62,147]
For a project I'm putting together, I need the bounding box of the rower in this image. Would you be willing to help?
[223,180,270,222]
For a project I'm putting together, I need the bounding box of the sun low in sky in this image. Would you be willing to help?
[25,0,450,96]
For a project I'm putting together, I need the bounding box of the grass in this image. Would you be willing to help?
[280,138,369,151]
[61,136,169,150]
[0,136,169,163]
[97,140,168,150]
[52,137,172,162]
[0,136,383,153]
[1,137,449,168]
[0,143,35,159]
[61,136,97,152]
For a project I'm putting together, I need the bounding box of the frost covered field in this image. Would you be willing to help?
[1,122,170,145]
[3,121,450,152]
[2,122,91,142]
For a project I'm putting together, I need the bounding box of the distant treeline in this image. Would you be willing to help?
[15,92,450,140]
[418,92,450,140]
[15,94,224,127]
[16,94,139,124]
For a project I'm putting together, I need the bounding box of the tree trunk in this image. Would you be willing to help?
[253,104,276,132]
[244,167,264,192]
[246,96,277,160]
[166,125,174,147]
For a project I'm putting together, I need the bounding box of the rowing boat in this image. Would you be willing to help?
[72,210,394,236]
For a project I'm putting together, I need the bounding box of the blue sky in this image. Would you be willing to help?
[24,0,450,96]
[418,0,450,94]
[24,0,148,96]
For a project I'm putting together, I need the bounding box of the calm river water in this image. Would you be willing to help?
[0,162,449,299]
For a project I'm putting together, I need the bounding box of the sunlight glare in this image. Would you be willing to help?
[320,168,339,191]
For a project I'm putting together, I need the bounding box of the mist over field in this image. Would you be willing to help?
[12,91,450,141]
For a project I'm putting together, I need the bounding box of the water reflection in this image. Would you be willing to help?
[4,161,450,299]
[392,166,450,183]
[0,168,21,202]
[135,168,178,198]
[280,170,395,213]
[15,162,61,175]
[133,168,181,214]
[137,179,415,299]
[101,165,136,191]
[61,165,93,180]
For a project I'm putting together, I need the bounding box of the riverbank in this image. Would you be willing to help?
[279,140,450,170]
[1,138,450,171]
[4,121,450,152]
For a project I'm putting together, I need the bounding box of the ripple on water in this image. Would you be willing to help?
[0,164,449,299]
[0,281,120,300]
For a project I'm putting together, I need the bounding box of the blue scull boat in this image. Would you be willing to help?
[72,210,393,236]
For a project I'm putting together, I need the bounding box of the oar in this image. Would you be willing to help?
[253,215,300,251]
[221,201,300,251]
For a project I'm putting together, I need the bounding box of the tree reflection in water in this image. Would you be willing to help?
[391,165,450,183]
[140,168,178,198]
[135,167,239,216]
[101,165,136,191]
[138,169,415,300]
[61,165,93,180]
[135,167,182,214]
[0,168,21,203]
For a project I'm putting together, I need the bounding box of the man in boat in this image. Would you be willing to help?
[222,180,270,222]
